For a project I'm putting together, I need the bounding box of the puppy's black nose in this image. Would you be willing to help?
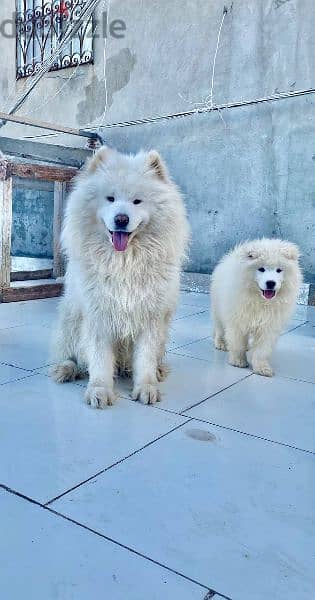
[114,214,129,228]
[266,280,276,289]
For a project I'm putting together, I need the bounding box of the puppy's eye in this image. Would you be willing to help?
[258,267,265,273]
[276,268,282,273]
[133,199,142,205]
[107,196,115,202]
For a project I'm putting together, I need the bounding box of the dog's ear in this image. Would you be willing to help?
[241,244,259,260]
[146,150,169,182]
[246,250,259,260]
[280,241,300,261]
[86,146,112,174]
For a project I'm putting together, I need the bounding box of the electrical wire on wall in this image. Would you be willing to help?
[0,3,314,143]
[86,87,315,131]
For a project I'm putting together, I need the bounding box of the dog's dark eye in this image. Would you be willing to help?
[276,268,282,273]
[107,196,115,202]
[133,199,142,205]
[258,267,265,273]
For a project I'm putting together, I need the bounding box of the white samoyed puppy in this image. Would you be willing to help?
[211,238,302,377]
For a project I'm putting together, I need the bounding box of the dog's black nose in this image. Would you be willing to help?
[114,214,129,228]
[266,280,276,289]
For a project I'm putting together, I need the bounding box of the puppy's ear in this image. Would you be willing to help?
[280,241,300,261]
[241,244,259,260]
[86,146,112,174]
[146,150,169,182]
[246,250,259,260]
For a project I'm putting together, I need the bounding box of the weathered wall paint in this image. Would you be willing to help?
[1,0,314,277]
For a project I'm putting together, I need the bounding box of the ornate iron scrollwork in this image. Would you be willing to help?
[16,0,93,78]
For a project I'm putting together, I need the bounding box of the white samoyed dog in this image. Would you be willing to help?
[211,238,302,377]
[51,146,189,407]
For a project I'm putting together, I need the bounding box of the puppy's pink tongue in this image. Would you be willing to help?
[263,290,275,299]
[112,231,129,252]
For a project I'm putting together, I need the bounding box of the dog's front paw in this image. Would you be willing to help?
[252,362,274,377]
[132,383,161,405]
[85,385,116,409]
[229,354,248,369]
[215,338,227,351]
[156,363,169,382]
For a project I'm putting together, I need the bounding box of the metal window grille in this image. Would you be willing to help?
[16,0,93,79]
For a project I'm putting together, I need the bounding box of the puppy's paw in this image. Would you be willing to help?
[215,338,227,351]
[50,360,78,383]
[85,385,116,409]
[156,363,170,382]
[253,362,274,377]
[132,383,161,405]
[229,355,248,369]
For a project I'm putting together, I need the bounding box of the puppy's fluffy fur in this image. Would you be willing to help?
[51,147,189,407]
[211,238,302,377]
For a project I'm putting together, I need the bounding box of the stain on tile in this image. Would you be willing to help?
[185,429,216,442]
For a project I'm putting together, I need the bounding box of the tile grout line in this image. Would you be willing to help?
[0,361,33,372]
[0,483,44,507]
[179,374,254,413]
[0,364,57,386]
[0,372,42,388]
[44,419,193,506]
[0,322,53,332]
[281,322,306,336]
[277,374,315,385]
[173,309,207,321]
[0,323,29,331]
[0,483,231,600]
[167,350,213,363]
[46,507,232,600]
[168,335,211,353]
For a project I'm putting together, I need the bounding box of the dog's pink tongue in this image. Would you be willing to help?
[112,231,129,252]
[263,290,275,299]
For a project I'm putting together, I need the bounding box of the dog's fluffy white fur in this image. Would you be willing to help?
[211,238,302,377]
[51,146,189,407]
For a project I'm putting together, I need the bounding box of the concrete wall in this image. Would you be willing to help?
[12,178,54,258]
[0,0,314,278]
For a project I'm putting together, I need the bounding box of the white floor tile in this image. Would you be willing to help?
[0,374,187,503]
[185,375,315,452]
[273,324,315,383]
[54,422,315,600]
[180,291,209,308]
[0,324,53,370]
[307,306,315,324]
[0,490,209,600]
[0,298,59,329]
[293,304,308,321]
[0,293,313,600]
[168,311,212,350]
